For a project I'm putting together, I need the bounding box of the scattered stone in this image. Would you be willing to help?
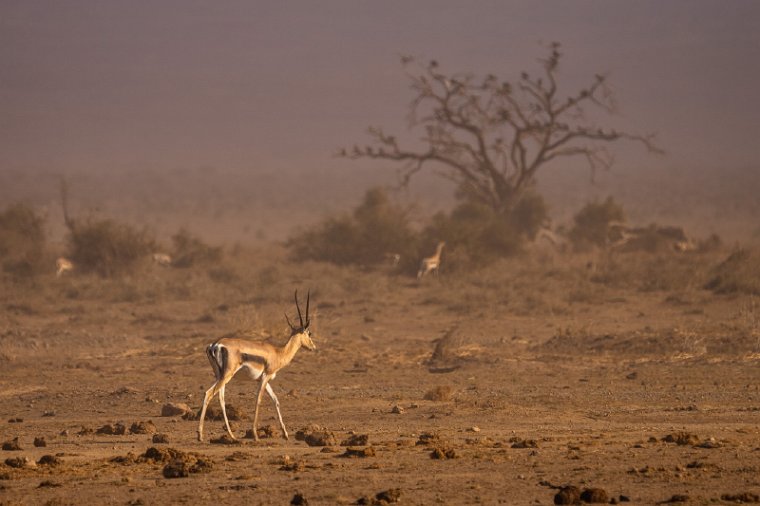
[695,438,723,449]
[625,371,638,380]
[290,493,309,505]
[42,410,56,417]
[59,429,69,437]
[77,426,93,436]
[423,386,453,401]
[162,459,189,479]
[662,432,699,446]
[390,405,405,414]
[33,437,46,447]
[7,418,23,424]
[341,434,369,446]
[4,457,30,468]
[152,433,170,444]
[430,447,458,459]
[161,402,192,417]
[340,446,376,458]
[580,488,609,503]
[279,456,305,472]
[130,421,157,434]
[2,438,22,451]
[720,492,760,503]
[37,455,61,467]
[96,423,128,435]
[554,486,581,505]
[110,453,137,464]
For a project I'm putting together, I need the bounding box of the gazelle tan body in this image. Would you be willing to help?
[197,291,316,442]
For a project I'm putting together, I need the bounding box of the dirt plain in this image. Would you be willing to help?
[1,244,759,505]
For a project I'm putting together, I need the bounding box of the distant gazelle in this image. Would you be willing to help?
[197,290,316,442]
[417,241,445,279]
[152,253,172,267]
[55,257,73,277]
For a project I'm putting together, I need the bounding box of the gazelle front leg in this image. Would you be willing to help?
[252,373,269,442]
[198,382,218,441]
[265,383,288,440]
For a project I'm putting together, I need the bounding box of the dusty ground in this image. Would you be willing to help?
[1,246,759,505]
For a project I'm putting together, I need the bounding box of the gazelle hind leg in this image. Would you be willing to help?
[218,385,235,439]
[198,382,219,441]
[265,383,288,440]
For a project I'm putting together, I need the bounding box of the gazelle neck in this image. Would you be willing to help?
[275,333,305,369]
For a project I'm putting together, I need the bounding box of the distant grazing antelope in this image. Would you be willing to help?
[197,290,316,442]
[55,257,73,277]
[152,253,172,267]
[384,252,401,267]
[417,241,445,279]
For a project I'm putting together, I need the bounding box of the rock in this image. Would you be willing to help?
[4,457,30,468]
[33,437,46,447]
[152,434,170,444]
[301,430,336,447]
[96,423,127,435]
[554,486,581,505]
[341,434,369,446]
[161,403,192,417]
[340,446,376,458]
[2,438,22,451]
[580,488,609,503]
[290,493,309,505]
[510,438,539,449]
[662,432,699,446]
[430,447,457,459]
[37,455,61,466]
[390,405,405,414]
[130,420,157,434]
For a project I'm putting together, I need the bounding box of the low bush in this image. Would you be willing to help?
[0,203,48,277]
[66,218,154,277]
[288,187,419,267]
[171,229,223,268]
[705,248,760,295]
[569,197,624,251]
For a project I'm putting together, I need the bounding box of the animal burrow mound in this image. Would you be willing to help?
[37,455,62,467]
[136,447,213,478]
[210,434,240,445]
[357,488,402,505]
[553,485,611,504]
[341,434,369,446]
[295,427,336,447]
[244,424,276,439]
[662,432,700,446]
[185,404,246,422]
[2,438,22,451]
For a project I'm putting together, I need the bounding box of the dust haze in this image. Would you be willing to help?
[1,2,760,505]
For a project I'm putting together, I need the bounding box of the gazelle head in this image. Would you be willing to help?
[285,289,316,351]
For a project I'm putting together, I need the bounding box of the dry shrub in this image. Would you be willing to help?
[0,203,48,277]
[420,191,546,271]
[569,197,624,251]
[171,229,223,268]
[705,249,760,295]
[288,187,418,267]
[66,218,154,277]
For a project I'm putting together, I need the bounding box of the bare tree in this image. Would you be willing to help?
[340,43,662,214]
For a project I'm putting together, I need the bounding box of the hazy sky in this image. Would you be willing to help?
[2,0,759,178]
